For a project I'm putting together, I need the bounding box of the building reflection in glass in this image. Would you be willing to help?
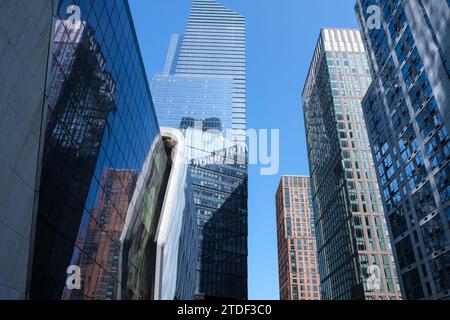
[31,0,168,300]
[32,19,119,299]
[177,117,248,300]
[119,138,169,300]
[150,0,248,299]
[63,169,138,300]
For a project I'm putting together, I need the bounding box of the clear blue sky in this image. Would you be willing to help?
[129,0,358,300]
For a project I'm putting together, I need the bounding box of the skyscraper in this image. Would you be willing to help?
[356,0,450,300]
[151,0,248,300]
[30,8,169,299]
[275,176,321,300]
[0,0,198,300]
[302,28,402,300]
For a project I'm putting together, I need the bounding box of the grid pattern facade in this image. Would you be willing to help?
[150,0,248,300]
[0,0,54,299]
[30,0,169,300]
[356,0,450,300]
[302,28,402,300]
[62,169,137,300]
[151,75,234,131]
[276,176,321,300]
[175,0,246,138]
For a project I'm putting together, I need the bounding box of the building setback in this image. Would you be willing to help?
[151,0,248,300]
[356,0,450,300]
[276,176,321,300]
[302,28,402,300]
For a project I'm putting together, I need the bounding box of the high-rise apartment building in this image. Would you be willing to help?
[302,28,402,300]
[1,0,198,300]
[151,0,248,300]
[276,176,321,300]
[356,0,450,300]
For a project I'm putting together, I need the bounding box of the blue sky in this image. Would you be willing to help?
[129,0,358,300]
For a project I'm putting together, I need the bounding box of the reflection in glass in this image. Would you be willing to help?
[31,0,171,300]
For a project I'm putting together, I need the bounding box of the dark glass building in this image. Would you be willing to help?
[150,0,248,300]
[27,0,197,300]
[275,176,321,300]
[302,28,401,300]
[61,169,138,300]
[30,1,167,299]
[356,0,450,300]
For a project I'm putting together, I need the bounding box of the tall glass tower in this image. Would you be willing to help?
[302,28,402,300]
[150,0,248,300]
[356,0,450,300]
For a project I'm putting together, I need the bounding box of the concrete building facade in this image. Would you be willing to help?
[302,28,402,300]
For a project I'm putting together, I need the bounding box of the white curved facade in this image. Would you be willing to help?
[117,128,197,300]
[154,128,197,300]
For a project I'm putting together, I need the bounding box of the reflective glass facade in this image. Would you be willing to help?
[150,0,248,300]
[173,0,246,140]
[152,128,198,301]
[356,0,450,300]
[174,172,198,301]
[302,28,401,300]
[151,75,234,131]
[276,176,321,300]
[31,0,170,300]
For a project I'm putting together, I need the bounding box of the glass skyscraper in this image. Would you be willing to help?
[356,0,450,300]
[31,1,169,299]
[302,28,402,300]
[276,176,321,300]
[25,0,197,300]
[150,0,248,300]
